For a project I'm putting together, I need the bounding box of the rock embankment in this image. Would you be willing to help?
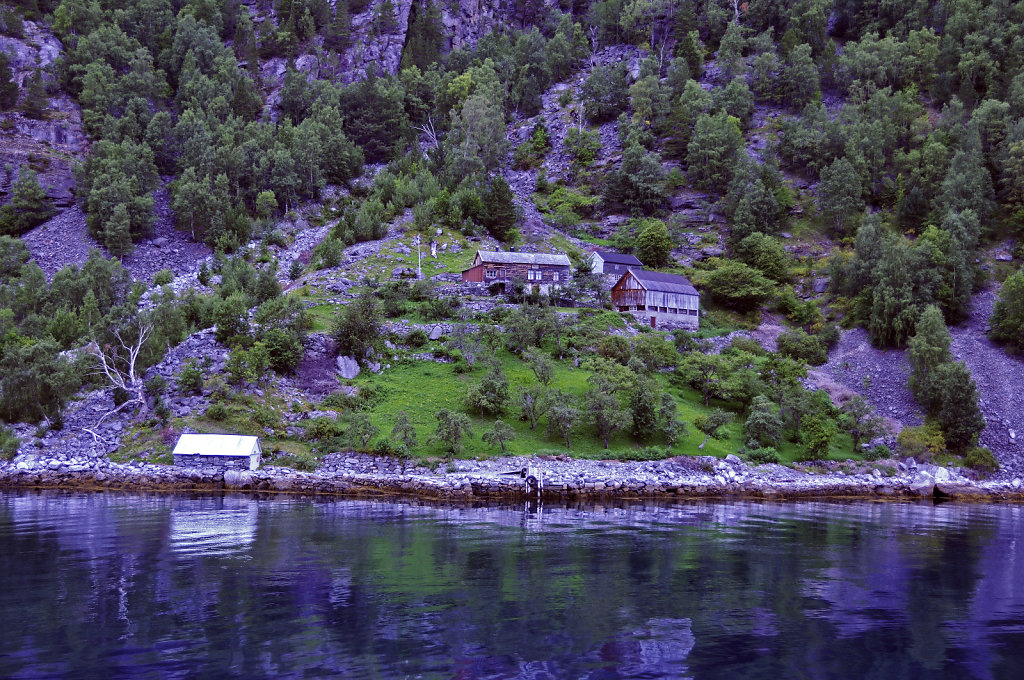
[2,451,1023,503]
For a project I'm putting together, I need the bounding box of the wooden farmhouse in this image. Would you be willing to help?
[589,250,643,275]
[461,250,572,293]
[172,434,262,470]
[611,269,700,330]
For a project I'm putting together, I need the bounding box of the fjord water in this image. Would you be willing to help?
[2,493,1023,679]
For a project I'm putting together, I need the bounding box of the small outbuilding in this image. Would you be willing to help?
[589,250,643,275]
[172,434,262,471]
[611,269,700,330]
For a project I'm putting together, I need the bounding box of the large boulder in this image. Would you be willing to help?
[336,355,360,380]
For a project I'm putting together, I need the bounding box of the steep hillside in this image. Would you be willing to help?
[1,0,1022,477]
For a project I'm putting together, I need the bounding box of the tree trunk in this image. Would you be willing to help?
[699,434,710,449]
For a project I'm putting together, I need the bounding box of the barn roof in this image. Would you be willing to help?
[628,270,699,296]
[474,250,572,267]
[593,250,643,266]
[173,434,261,457]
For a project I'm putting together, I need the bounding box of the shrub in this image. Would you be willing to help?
[746,447,780,465]
[865,444,893,461]
[405,328,428,347]
[616,446,672,461]
[777,329,828,366]
[964,447,999,474]
[177,360,203,394]
[152,269,174,286]
[896,422,946,460]
[0,427,20,460]
[205,402,228,421]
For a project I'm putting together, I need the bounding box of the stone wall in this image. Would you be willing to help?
[174,454,254,470]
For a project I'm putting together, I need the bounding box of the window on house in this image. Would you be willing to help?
[553,272,559,282]
[485,270,496,278]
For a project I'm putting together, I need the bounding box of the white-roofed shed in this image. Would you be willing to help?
[172,434,262,471]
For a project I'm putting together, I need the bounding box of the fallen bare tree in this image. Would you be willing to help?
[87,317,153,427]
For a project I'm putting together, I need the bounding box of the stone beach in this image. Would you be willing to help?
[3,450,1023,503]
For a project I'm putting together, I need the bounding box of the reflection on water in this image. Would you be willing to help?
[169,497,257,557]
[1,493,1024,679]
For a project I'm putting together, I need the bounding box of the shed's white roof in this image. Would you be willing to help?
[173,434,261,457]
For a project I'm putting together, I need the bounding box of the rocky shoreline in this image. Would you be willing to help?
[3,451,1024,504]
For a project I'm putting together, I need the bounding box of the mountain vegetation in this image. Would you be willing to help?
[1,0,1021,470]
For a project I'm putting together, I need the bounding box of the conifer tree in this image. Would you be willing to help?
[0,51,18,110]
[104,203,133,258]
[0,166,54,235]
[934,361,985,451]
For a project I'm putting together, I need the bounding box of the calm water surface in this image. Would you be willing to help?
[1,491,1023,679]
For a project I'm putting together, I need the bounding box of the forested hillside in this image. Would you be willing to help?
[0,0,1021,474]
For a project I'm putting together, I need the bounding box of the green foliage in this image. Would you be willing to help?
[908,305,952,413]
[745,395,782,448]
[332,294,381,361]
[634,219,673,268]
[702,261,776,311]
[546,393,580,449]
[0,167,55,236]
[865,444,893,462]
[429,408,472,457]
[466,360,510,416]
[839,395,885,452]
[694,408,734,449]
[513,122,551,169]
[604,135,668,214]
[391,410,418,450]
[735,233,789,283]
[964,447,999,475]
[565,127,601,170]
[581,63,628,123]
[482,419,515,453]
[745,446,780,465]
[0,51,18,110]
[990,269,1024,353]
[152,269,174,287]
[0,338,80,424]
[933,361,984,452]
[777,329,828,366]
[897,422,946,460]
[799,412,838,460]
[0,426,20,460]
[687,112,743,194]
[177,359,203,394]
[817,157,864,235]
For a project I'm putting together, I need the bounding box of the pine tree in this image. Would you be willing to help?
[908,305,952,414]
[818,157,864,235]
[21,68,47,119]
[0,51,18,110]
[482,176,518,242]
[104,203,133,258]
[990,269,1024,353]
[934,361,985,451]
[0,166,55,236]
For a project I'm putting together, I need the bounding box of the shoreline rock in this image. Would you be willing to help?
[2,453,1022,504]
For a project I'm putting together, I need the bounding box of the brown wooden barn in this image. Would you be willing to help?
[461,250,572,293]
[611,269,700,329]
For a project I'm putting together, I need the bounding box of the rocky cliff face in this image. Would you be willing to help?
[0,20,87,208]
[341,0,554,79]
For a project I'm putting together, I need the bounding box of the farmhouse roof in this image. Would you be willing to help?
[474,250,572,267]
[593,250,643,266]
[628,269,699,296]
[172,434,261,457]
